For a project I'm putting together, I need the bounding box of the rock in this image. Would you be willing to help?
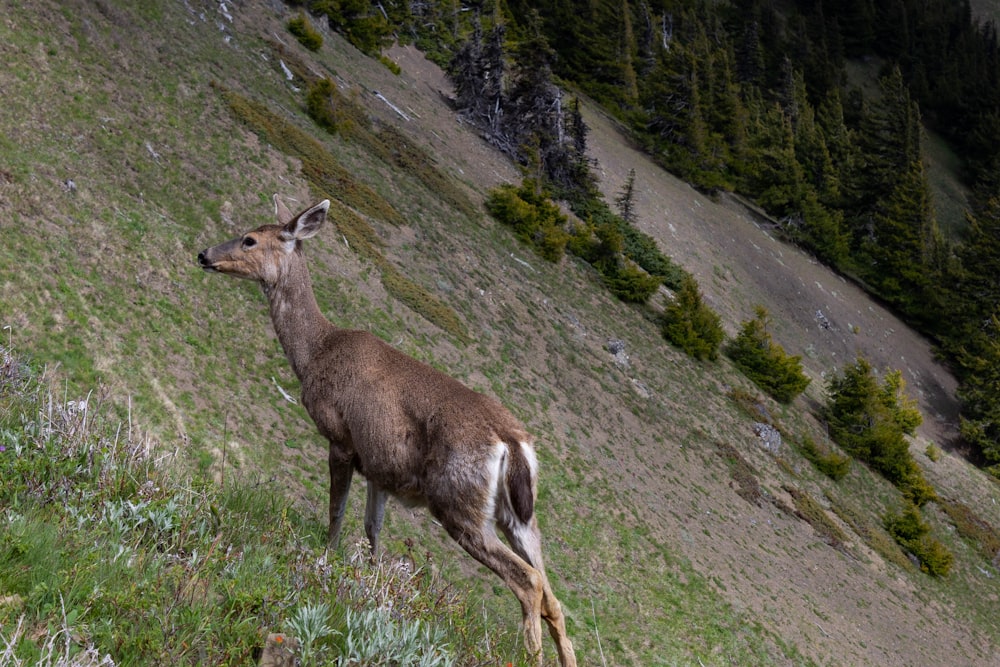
[606,338,630,370]
[257,633,298,667]
[753,422,782,454]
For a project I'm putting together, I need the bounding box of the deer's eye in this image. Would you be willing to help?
[242,236,257,249]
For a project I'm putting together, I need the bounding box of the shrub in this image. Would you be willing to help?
[900,469,937,507]
[379,54,401,75]
[219,86,402,224]
[661,274,724,361]
[568,196,685,289]
[726,306,811,403]
[797,436,851,480]
[288,13,323,51]
[600,258,663,303]
[0,346,494,663]
[880,369,922,435]
[884,504,953,576]
[828,493,914,571]
[490,184,667,303]
[485,182,569,262]
[306,78,359,137]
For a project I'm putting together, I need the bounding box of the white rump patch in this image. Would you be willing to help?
[519,440,539,480]
[482,441,506,531]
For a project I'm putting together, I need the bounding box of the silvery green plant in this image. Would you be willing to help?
[285,602,336,666]
[337,606,454,667]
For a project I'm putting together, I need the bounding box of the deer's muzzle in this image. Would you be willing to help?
[197,250,218,271]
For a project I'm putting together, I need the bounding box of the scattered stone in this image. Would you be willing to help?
[606,339,625,354]
[753,421,782,454]
[258,633,298,667]
[606,338,630,370]
[815,309,831,330]
[631,378,651,399]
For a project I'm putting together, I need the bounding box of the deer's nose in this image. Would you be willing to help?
[197,251,212,268]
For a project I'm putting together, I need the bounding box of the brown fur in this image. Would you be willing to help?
[197,197,576,667]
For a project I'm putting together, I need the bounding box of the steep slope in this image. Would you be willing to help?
[381,41,997,666]
[1,2,999,665]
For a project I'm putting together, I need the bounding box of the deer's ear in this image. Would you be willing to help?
[281,200,329,241]
[274,194,295,226]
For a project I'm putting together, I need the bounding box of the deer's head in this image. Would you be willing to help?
[197,197,330,285]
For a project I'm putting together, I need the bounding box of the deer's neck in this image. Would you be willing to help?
[263,257,334,380]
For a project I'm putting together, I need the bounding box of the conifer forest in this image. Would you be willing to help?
[292,0,1000,469]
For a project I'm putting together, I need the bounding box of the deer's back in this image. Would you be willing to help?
[299,329,530,495]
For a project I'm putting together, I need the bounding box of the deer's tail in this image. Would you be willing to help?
[496,437,548,572]
[505,437,536,525]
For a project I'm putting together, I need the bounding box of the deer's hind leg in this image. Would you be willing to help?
[499,516,577,667]
[442,517,545,664]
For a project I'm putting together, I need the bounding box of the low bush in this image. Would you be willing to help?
[828,493,914,571]
[884,504,953,576]
[600,258,664,303]
[938,498,1000,562]
[288,13,323,51]
[797,436,851,481]
[783,485,848,549]
[219,85,403,225]
[379,54,402,74]
[485,182,570,262]
[568,196,686,290]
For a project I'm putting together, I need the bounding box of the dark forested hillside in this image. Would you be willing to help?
[295,0,1000,467]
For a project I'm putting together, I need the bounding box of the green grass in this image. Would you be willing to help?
[0,347,512,666]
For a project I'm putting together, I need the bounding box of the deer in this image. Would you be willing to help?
[197,197,577,667]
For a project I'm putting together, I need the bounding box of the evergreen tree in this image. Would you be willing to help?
[844,66,923,247]
[791,72,838,204]
[447,16,506,143]
[826,356,930,503]
[866,158,937,317]
[726,306,811,403]
[815,88,855,208]
[830,0,876,57]
[957,314,1000,467]
[875,0,911,62]
[505,10,591,195]
[662,274,724,361]
[743,101,804,215]
[954,195,1000,334]
[734,15,765,89]
[615,168,638,225]
[563,97,597,199]
[638,16,733,191]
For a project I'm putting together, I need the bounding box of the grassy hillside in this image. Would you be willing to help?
[2,1,1000,665]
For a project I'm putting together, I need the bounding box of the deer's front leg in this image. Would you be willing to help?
[328,447,354,549]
